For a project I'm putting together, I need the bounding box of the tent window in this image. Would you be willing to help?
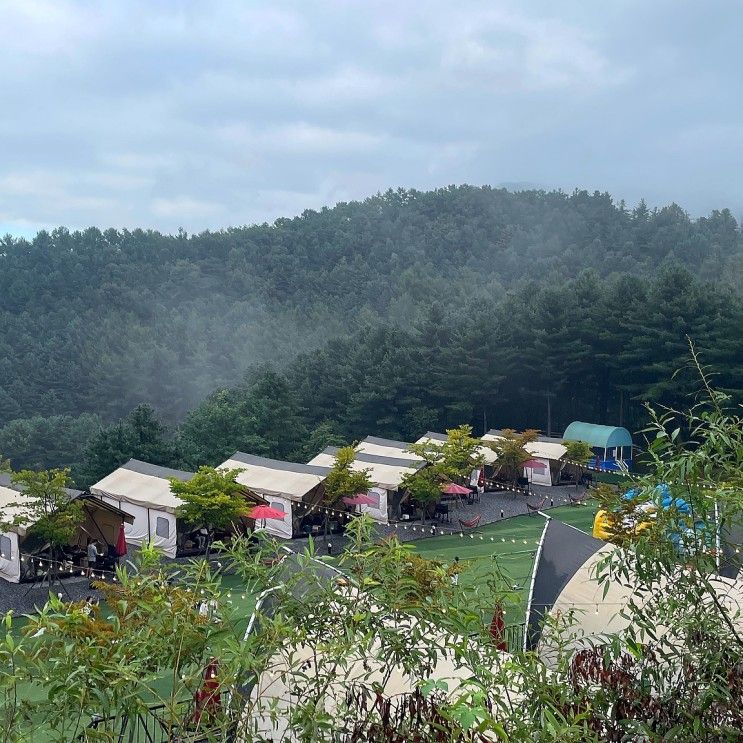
[0,535,12,561]
[269,502,286,520]
[156,517,170,539]
[366,491,381,509]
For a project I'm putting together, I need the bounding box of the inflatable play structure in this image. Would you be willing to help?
[563,421,633,471]
[592,484,710,555]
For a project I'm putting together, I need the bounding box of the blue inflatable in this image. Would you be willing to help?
[620,484,709,554]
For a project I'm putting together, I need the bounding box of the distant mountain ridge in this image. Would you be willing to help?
[0,185,740,441]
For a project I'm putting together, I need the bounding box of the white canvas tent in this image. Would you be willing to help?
[482,430,567,486]
[0,477,32,583]
[308,446,423,524]
[540,544,743,667]
[219,452,330,539]
[527,517,743,667]
[91,459,194,558]
[243,552,514,740]
[1,473,133,583]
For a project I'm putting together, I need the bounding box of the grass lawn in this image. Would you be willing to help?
[409,503,599,626]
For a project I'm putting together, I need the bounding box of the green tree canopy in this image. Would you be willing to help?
[170,466,250,555]
[485,428,539,485]
[0,465,84,558]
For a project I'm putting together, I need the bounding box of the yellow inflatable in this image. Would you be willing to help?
[592,509,612,540]
[593,505,656,542]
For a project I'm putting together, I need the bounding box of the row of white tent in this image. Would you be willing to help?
[87,431,571,555]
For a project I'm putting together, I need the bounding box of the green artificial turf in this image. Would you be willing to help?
[409,503,599,625]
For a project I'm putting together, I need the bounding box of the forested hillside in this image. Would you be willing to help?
[1,186,741,482]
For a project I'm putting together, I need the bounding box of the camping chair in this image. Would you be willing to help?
[569,490,589,506]
[459,515,482,533]
[526,495,547,516]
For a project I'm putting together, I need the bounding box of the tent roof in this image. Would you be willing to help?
[119,459,194,481]
[0,474,128,536]
[417,431,447,443]
[362,435,415,449]
[0,483,36,534]
[220,452,330,502]
[246,551,513,739]
[417,432,499,466]
[563,421,633,449]
[540,543,743,666]
[308,446,421,490]
[488,430,565,445]
[0,472,82,499]
[481,434,567,462]
[356,435,423,461]
[90,458,193,513]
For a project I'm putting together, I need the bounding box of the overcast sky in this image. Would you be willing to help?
[2,0,741,236]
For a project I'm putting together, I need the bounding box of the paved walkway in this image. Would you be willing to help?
[295,484,589,556]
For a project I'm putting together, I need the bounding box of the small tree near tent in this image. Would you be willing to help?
[438,424,485,483]
[406,425,484,484]
[321,446,373,538]
[170,466,250,558]
[403,425,485,523]
[399,467,441,525]
[485,428,539,486]
[563,439,593,488]
[0,464,84,586]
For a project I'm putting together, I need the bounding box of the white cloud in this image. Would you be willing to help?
[437,6,629,92]
[0,0,739,233]
[151,197,224,220]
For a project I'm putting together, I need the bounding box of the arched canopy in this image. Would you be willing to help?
[563,421,632,450]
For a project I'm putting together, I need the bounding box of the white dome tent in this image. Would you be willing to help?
[526,515,743,667]
[239,550,515,742]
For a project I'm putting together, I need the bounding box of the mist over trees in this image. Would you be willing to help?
[0,186,741,484]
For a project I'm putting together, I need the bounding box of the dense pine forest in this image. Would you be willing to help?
[1,186,741,485]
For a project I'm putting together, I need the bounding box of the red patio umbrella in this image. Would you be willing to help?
[441,483,470,495]
[115,522,128,557]
[248,504,286,521]
[522,459,547,470]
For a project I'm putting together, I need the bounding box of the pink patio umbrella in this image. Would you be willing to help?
[441,483,471,495]
[522,459,547,470]
[249,504,286,520]
[343,493,377,506]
